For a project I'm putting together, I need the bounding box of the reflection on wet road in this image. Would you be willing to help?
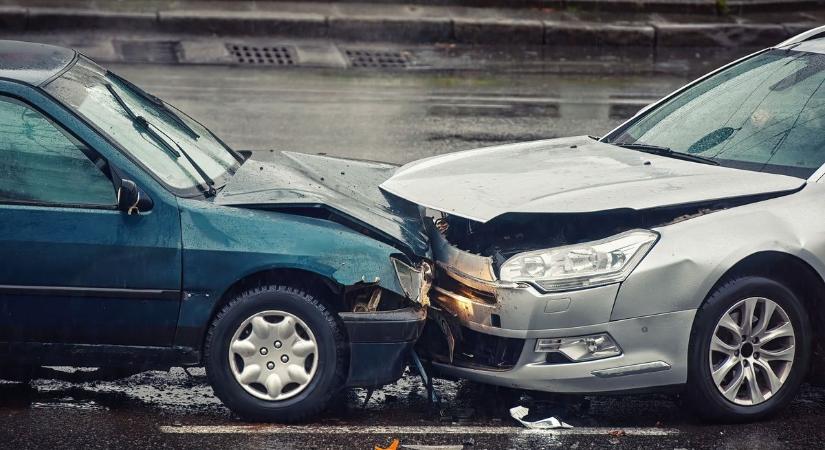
[2,368,825,449]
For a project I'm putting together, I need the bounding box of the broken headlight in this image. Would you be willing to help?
[498,229,658,292]
[391,258,433,306]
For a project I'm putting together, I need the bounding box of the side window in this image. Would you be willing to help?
[0,96,116,206]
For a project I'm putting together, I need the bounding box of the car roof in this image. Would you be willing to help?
[0,40,76,86]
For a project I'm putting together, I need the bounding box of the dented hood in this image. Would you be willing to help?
[380,136,806,223]
[215,152,429,258]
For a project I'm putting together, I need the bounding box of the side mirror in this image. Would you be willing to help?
[117,179,153,215]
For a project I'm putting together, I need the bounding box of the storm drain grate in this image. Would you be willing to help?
[226,44,296,66]
[116,40,180,64]
[344,49,412,69]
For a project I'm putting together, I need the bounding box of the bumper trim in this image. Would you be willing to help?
[591,361,671,378]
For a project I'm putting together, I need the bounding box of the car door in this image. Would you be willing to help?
[0,91,182,348]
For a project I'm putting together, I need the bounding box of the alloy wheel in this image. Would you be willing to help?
[228,310,319,401]
[709,297,796,406]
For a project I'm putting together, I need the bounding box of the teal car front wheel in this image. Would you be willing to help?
[205,285,347,422]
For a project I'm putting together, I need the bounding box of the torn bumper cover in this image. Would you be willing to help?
[420,221,692,393]
[340,307,427,387]
[341,259,432,388]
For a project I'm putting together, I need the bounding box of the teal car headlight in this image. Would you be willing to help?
[499,229,658,292]
[391,258,433,305]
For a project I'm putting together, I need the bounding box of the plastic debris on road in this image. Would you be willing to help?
[509,406,573,430]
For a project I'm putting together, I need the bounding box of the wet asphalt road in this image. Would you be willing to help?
[5,52,825,449]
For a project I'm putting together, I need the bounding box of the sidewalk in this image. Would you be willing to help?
[0,0,822,48]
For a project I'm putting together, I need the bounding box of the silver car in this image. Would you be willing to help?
[381,26,825,422]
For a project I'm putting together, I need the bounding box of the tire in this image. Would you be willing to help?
[685,276,811,422]
[205,285,347,422]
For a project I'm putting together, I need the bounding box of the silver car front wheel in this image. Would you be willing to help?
[709,297,796,406]
[687,276,810,422]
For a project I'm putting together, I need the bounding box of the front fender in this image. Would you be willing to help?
[613,186,825,320]
[174,199,409,349]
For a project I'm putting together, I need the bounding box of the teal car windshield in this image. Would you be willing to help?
[607,48,825,178]
[44,57,239,195]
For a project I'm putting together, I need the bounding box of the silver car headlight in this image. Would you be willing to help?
[498,229,658,292]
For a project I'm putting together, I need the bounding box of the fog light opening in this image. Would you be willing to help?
[535,333,621,362]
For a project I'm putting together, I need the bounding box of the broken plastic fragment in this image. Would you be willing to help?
[509,406,573,429]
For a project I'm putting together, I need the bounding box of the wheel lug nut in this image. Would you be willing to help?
[754,352,760,359]
[281,355,289,363]
[274,341,282,349]
[267,362,275,370]
[260,348,268,355]
[753,337,759,344]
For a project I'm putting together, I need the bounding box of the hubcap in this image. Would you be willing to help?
[709,297,795,406]
[228,310,319,401]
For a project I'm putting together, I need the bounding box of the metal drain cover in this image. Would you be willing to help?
[226,44,295,66]
[116,40,180,64]
[344,49,412,69]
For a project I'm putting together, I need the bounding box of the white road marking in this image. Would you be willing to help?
[159,424,678,436]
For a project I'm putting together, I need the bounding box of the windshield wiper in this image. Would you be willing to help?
[107,71,200,140]
[106,83,217,197]
[615,142,720,166]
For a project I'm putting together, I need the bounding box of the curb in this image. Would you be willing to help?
[328,16,452,42]
[157,10,328,38]
[454,18,544,45]
[25,8,157,31]
[545,22,656,46]
[0,6,819,48]
[653,23,789,47]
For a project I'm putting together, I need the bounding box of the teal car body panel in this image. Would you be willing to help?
[174,197,412,349]
[0,41,429,387]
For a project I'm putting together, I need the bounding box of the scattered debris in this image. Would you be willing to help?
[509,406,573,429]
[608,429,627,437]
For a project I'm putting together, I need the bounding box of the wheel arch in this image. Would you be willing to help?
[197,267,349,363]
[702,251,825,380]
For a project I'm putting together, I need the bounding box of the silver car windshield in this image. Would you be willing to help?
[607,47,825,178]
[44,57,239,196]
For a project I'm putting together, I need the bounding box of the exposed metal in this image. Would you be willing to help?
[228,310,318,402]
[710,297,795,406]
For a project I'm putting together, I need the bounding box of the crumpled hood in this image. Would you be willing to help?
[215,152,429,258]
[380,136,806,222]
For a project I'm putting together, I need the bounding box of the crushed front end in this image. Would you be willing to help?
[416,210,693,393]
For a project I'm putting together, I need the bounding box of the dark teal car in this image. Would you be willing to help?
[0,40,432,422]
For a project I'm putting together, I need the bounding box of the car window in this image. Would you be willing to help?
[608,49,825,178]
[0,96,116,206]
[44,58,239,196]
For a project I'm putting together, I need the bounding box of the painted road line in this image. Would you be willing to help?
[159,425,679,436]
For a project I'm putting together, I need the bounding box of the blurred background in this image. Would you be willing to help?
[0,0,818,163]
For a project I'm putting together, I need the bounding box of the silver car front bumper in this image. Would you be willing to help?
[428,221,695,393]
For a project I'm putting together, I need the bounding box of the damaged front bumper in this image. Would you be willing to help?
[340,306,427,388]
[421,221,692,393]
[339,257,432,388]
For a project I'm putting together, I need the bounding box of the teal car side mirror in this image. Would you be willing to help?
[117,179,153,215]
